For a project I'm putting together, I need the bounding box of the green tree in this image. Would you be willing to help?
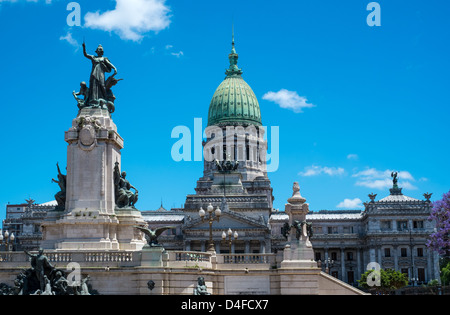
[441,260,450,286]
[358,268,409,294]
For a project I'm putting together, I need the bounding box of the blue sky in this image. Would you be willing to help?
[0,0,449,222]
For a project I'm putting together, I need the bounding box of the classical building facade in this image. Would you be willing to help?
[1,38,441,289]
[1,200,56,252]
[270,185,440,286]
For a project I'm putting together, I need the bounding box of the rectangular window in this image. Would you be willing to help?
[417,248,424,257]
[413,221,424,229]
[401,248,408,257]
[418,268,425,282]
[327,227,338,234]
[397,221,408,231]
[343,226,355,234]
[347,271,355,284]
[315,252,322,261]
[401,268,409,277]
[331,252,338,261]
[384,248,391,257]
[313,226,323,234]
[347,252,353,261]
[380,221,391,230]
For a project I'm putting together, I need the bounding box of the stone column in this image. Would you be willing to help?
[245,240,250,254]
[215,241,220,253]
[185,240,191,251]
[201,240,206,252]
[377,245,382,269]
[426,247,432,282]
[356,248,362,281]
[340,248,346,282]
[393,245,399,271]
[260,241,266,254]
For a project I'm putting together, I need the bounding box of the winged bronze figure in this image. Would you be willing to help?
[135,226,176,247]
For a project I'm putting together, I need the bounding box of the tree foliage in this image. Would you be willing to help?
[427,190,450,256]
[358,269,409,294]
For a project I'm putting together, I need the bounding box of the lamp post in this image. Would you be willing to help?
[222,228,238,254]
[199,203,221,252]
[322,257,334,275]
[0,230,15,252]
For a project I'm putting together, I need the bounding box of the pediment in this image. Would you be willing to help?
[182,210,268,231]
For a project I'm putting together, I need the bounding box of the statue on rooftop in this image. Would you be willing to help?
[391,171,399,188]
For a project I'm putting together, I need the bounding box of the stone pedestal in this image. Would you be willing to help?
[140,246,165,267]
[41,108,146,251]
[65,108,122,215]
[210,172,245,195]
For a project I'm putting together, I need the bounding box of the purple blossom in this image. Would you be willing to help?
[427,190,450,256]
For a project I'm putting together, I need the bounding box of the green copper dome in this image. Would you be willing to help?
[207,39,262,127]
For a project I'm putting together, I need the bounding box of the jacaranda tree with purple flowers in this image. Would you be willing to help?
[427,190,450,257]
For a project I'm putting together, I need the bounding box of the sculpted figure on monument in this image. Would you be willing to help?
[114,162,139,208]
[215,158,239,173]
[0,249,99,295]
[24,248,54,293]
[292,220,302,240]
[281,222,290,240]
[73,81,89,109]
[79,42,121,113]
[291,220,313,240]
[135,225,175,247]
[51,162,66,210]
[194,277,211,295]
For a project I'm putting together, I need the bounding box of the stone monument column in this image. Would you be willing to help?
[65,108,122,215]
[40,43,146,251]
[281,182,317,268]
[278,182,320,294]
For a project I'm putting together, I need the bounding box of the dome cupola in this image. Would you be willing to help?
[207,35,262,127]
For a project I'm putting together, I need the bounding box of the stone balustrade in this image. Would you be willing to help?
[0,250,277,270]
